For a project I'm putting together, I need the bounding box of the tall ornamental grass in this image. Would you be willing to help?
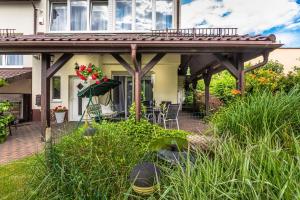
[212,88,300,143]
[161,133,300,200]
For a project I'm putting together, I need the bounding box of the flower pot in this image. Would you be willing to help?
[55,112,65,124]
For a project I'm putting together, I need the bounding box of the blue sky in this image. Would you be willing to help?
[181,0,300,47]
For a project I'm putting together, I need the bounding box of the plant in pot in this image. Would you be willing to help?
[54,105,67,124]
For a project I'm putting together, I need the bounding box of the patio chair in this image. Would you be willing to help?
[87,103,118,121]
[161,104,181,130]
[143,100,155,122]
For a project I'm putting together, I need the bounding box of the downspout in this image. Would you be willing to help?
[176,0,180,30]
[31,0,37,35]
[244,51,269,73]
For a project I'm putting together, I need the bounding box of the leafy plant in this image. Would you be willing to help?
[0,79,7,87]
[0,101,13,143]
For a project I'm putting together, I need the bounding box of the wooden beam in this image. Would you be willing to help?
[111,53,134,75]
[141,53,166,77]
[203,71,212,116]
[46,53,73,78]
[134,71,142,122]
[235,53,245,95]
[214,54,238,78]
[41,53,51,140]
[131,44,140,71]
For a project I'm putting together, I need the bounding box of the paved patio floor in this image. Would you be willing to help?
[0,122,43,164]
[0,112,209,164]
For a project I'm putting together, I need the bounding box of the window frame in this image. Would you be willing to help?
[48,0,175,32]
[90,0,109,31]
[50,1,68,32]
[0,55,24,68]
[52,76,62,101]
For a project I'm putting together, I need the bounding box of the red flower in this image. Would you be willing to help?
[80,65,86,71]
[91,74,97,80]
[87,67,93,73]
[96,80,101,84]
[80,75,87,81]
[88,63,93,68]
[76,70,81,76]
[103,76,109,82]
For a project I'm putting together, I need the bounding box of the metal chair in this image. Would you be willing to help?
[161,104,181,130]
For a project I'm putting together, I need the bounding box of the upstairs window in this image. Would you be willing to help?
[91,1,109,30]
[6,55,23,66]
[71,0,88,31]
[50,2,67,31]
[136,0,152,31]
[115,0,132,30]
[156,0,173,29]
[0,55,23,67]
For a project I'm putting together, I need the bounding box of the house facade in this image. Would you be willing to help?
[0,0,182,121]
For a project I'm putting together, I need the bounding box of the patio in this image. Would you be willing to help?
[0,111,209,164]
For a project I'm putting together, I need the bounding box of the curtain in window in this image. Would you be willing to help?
[156,0,173,30]
[136,0,152,30]
[91,2,108,30]
[50,3,67,31]
[115,0,132,30]
[71,0,87,31]
[6,55,23,66]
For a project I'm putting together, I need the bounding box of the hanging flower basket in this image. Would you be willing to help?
[75,63,108,84]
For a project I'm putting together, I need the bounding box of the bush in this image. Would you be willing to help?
[161,134,300,199]
[29,121,189,199]
[0,101,13,143]
[212,88,300,144]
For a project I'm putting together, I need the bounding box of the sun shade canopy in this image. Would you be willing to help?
[77,79,121,98]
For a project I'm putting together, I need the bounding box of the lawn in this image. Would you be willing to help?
[0,156,38,200]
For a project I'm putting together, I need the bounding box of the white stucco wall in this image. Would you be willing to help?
[31,53,180,113]
[250,48,300,73]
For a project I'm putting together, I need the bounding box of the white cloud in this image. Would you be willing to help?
[276,32,300,47]
[181,0,300,34]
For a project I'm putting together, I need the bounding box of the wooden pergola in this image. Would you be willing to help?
[0,28,282,139]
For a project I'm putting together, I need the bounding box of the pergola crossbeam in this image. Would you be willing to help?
[46,53,74,78]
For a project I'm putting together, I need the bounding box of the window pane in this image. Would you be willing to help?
[156,0,173,30]
[91,1,108,30]
[50,3,67,31]
[115,0,132,30]
[71,0,88,31]
[136,0,152,31]
[52,77,61,99]
[6,55,23,66]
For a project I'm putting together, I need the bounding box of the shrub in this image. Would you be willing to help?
[212,88,300,143]
[29,121,189,199]
[0,101,14,143]
[161,134,300,200]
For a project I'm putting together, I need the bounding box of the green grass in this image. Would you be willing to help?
[0,156,37,200]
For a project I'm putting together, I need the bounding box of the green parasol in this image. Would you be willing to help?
[77,79,121,98]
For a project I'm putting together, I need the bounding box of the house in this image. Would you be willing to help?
[0,0,282,138]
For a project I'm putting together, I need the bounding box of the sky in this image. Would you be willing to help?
[181,0,300,47]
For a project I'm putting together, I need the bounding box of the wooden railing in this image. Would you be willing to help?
[151,28,238,38]
[0,29,16,37]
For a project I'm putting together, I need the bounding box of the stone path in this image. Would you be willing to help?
[0,122,43,164]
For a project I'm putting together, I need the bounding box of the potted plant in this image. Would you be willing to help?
[54,105,67,124]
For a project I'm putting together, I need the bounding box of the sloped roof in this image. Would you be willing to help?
[0,68,32,82]
[0,32,282,54]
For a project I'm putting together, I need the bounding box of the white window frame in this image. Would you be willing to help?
[48,0,175,32]
[0,55,24,68]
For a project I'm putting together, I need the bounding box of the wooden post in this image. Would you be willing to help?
[41,53,51,140]
[236,53,245,95]
[203,72,212,116]
[134,71,141,121]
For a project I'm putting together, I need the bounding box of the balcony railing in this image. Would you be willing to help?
[151,28,238,38]
[0,29,16,37]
